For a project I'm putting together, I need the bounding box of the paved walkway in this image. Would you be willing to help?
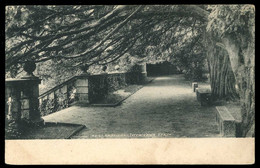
[43,74,220,138]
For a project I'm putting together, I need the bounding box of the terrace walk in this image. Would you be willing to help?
[43,74,220,138]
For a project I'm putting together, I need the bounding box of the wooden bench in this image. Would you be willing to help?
[215,106,236,137]
[196,88,211,106]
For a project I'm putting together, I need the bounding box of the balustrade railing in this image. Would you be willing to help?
[38,74,89,116]
[38,63,147,116]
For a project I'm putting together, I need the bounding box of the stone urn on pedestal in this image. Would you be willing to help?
[80,64,90,75]
[102,65,107,74]
[22,61,37,78]
[20,61,44,126]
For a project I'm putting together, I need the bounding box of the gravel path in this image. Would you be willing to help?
[43,74,220,138]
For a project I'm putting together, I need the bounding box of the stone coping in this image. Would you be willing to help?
[6,78,41,83]
[39,71,146,98]
[216,106,235,121]
[90,71,146,76]
[196,88,211,93]
[38,75,81,98]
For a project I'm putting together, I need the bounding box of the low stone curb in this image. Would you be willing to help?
[67,125,86,139]
[43,122,86,139]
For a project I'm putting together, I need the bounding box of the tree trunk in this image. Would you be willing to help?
[205,29,255,137]
[222,36,255,137]
[205,32,239,101]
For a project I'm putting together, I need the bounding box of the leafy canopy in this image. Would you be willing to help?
[5,5,208,78]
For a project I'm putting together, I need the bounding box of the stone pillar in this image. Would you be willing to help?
[139,63,147,84]
[5,62,43,139]
[75,74,89,103]
[20,77,43,125]
[21,61,43,126]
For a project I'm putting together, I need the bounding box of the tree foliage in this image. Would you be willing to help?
[5,5,206,77]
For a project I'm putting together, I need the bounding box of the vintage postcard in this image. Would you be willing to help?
[5,4,255,164]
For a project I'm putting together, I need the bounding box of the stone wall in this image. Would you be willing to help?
[125,72,146,84]
[88,64,147,103]
[88,73,127,103]
[126,64,147,84]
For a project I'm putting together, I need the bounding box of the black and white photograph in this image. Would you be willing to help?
[4,4,255,164]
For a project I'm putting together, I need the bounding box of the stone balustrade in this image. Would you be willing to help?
[38,74,90,116]
[5,61,147,138]
[38,64,147,116]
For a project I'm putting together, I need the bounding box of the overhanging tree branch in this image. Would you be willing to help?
[60,5,144,59]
